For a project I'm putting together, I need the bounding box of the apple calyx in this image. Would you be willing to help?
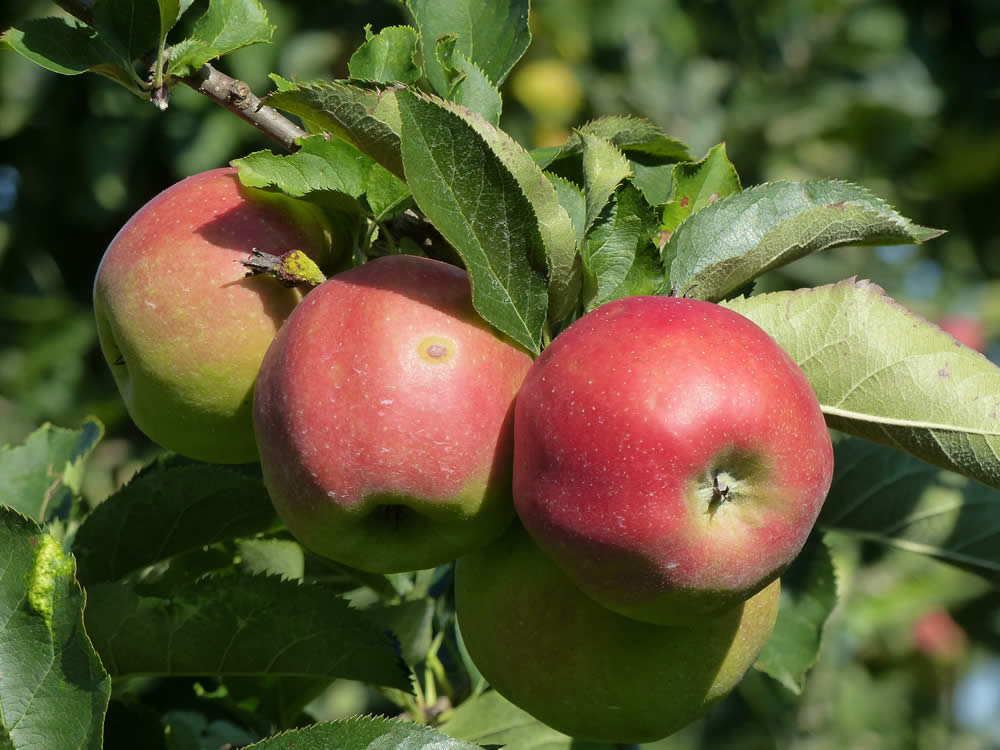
[242,248,327,287]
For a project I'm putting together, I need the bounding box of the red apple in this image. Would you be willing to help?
[252,254,534,573]
[937,315,986,353]
[513,295,833,625]
[93,167,332,464]
[455,521,781,743]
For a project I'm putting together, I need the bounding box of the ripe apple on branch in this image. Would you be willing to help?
[3,0,998,748]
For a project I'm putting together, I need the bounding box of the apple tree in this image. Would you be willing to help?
[2,0,999,747]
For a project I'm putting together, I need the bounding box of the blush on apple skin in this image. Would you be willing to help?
[513,295,834,626]
[253,254,534,573]
[93,167,332,464]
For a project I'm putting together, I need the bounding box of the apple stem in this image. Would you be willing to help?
[708,472,731,515]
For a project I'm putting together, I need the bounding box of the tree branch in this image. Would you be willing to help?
[182,64,307,152]
[53,0,306,153]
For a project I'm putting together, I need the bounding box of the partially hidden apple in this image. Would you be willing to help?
[937,314,986,353]
[455,521,781,743]
[513,295,833,625]
[94,167,332,464]
[253,254,534,573]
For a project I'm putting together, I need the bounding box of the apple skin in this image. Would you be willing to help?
[513,295,833,625]
[252,254,534,573]
[93,167,332,464]
[455,522,781,743]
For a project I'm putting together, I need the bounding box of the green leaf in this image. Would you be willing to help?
[723,279,1000,491]
[0,508,111,750]
[419,96,579,324]
[232,131,411,220]
[72,456,277,585]
[629,161,675,206]
[348,25,421,84]
[246,716,483,749]
[92,0,161,59]
[267,77,405,180]
[364,160,412,220]
[436,35,503,125]
[397,90,549,353]
[233,135,371,199]
[0,18,143,95]
[84,575,410,689]
[440,689,608,749]
[660,142,742,235]
[167,0,274,77]
[580,132,632,232]
[406,0,530,94]
[364,598,434,667]
[559,116,691,162]
[667,180,944,301]
[580,184,659,311]
[820,438,1000,583]
[0,417,103,523]
[754,535,837,694]
[548,173,586,245]
[237,538,305,581]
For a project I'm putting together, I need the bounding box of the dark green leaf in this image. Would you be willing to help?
[364,598,434,667]
[0,19,141,94]
[0,507,110,750]
[72,456,277,585]
[667,180,944,301]
[167,0,274,77]
[820,438,1000,583]
[754,535,837,694]
[406,0,530,94]
[397,90,549,353]
[0,417,103,523]
[660,142,742,234]
[85,575,410,689]
[580,184,658,310]
[92,0,161,59]
[724,279,1000,491]
[436,35,503,125]
[267,77,405,179]
[348,25,421,84]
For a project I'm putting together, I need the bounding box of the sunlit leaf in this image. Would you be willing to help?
[0,508,110,750]
[669,180,943,301]
[725,279,1000,490]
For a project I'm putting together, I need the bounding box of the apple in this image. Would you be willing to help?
[93,167,332,464]
[252,254,534,573]
[455,521,781,743]
[937,315,986,353]
[513,295,833,625]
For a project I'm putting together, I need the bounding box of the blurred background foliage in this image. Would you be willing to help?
[2,1,1000,748]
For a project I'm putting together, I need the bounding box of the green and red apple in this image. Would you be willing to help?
[513,295,833,625]
[252,254,534,573]
[455,521,781,743]
[93,167,332,464]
